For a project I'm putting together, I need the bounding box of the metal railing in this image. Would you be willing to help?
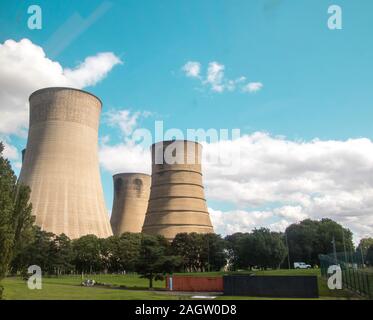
[319,253,373,299]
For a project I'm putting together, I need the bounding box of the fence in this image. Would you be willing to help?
[223,275,319,298]
[319,253,373,299]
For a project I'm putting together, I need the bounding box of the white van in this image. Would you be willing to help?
[294,262,312,269]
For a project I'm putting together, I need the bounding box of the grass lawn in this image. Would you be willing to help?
[1,275,174,300]
[0,269,364,300]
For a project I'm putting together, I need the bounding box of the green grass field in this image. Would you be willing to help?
[0,269,364,300]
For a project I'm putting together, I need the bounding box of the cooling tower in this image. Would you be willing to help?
[19,87,112,239]
[110,173,151,235]
[142,140,214,240]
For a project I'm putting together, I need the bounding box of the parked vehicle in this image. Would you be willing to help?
[294,262,312,269]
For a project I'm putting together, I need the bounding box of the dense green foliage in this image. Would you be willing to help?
[285,218,354,266]
[171,232,226,272]
[225,228,287,270]
[365,245,373,266]
[0,142,34,298]
[136,234,182,288]
[356,238,373,266]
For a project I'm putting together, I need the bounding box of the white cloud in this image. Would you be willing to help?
[203,133,373,240]
[182,60,262,93]
[105,109,143,136]
[1,140,19,160]
[99,109,152,175]
[64,52,122,88]
[182,61,201,78]
[242,82,263,93]
[205,61,225,92]
[100,141,151,175]
[0,38,122,137]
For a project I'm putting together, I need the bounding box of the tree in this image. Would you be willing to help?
[50,234,73,275]
[248,228,287,270]
[365,245,373,266]
[225,233,250,270]
[103,233,142,273]
[356,238,373,264]
[171,232,227,272]
[0,142,34,298]
[136,234,181,288]
[10,226,54,277]
[171,233,204,272]
[72,235,102,273]
[200,233,227,271]
[285,218,354,266]
[225,229,287,270]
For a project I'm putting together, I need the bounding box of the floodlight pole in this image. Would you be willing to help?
[285,232,291,269]
[332,236,337,264]
[342,229,348,263]
[360,246,365,268]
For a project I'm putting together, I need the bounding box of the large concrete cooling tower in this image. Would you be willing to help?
[142,140,214,240]
[110,173,151,235]
[19,87,112,239]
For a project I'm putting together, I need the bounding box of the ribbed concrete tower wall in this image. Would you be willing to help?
[142,140,214,240]
[19,87,112,239]
[110,173,150,235]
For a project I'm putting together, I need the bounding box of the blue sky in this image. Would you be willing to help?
[1,0,373,240]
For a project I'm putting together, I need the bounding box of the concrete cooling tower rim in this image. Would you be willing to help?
[29,87,103,107]
[113,172,151,178]
[151,140,204,148]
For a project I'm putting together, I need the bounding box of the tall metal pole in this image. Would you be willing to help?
[207,237,210,272]
[342,229,348,263]
[285,232,291,269]
[332,236,337,264]
[360,245,365,269]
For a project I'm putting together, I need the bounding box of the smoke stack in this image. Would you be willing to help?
[142,140,214,240]
[19,87,112,239]
[110,173,150,235]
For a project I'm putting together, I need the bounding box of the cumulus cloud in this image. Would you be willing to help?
[100,141,151,175]
[203,133,373,240]
[99,109,152,174]
[182,61,201,78]
[242,82,263,93]
[63,52,122,88]
[100,129,373,241]
[181,60,263,93]
[105,109,145,136]
[1,140,19,160]
[0,38,122,137]
[205,62,225,92]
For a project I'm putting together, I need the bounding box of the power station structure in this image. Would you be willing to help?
[19,87,113,239]
[142,140,214,240]
[110,173,151,235]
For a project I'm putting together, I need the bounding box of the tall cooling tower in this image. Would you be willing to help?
[19,87,112,239]
[142,140,214,240]
[110,173,151,235]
